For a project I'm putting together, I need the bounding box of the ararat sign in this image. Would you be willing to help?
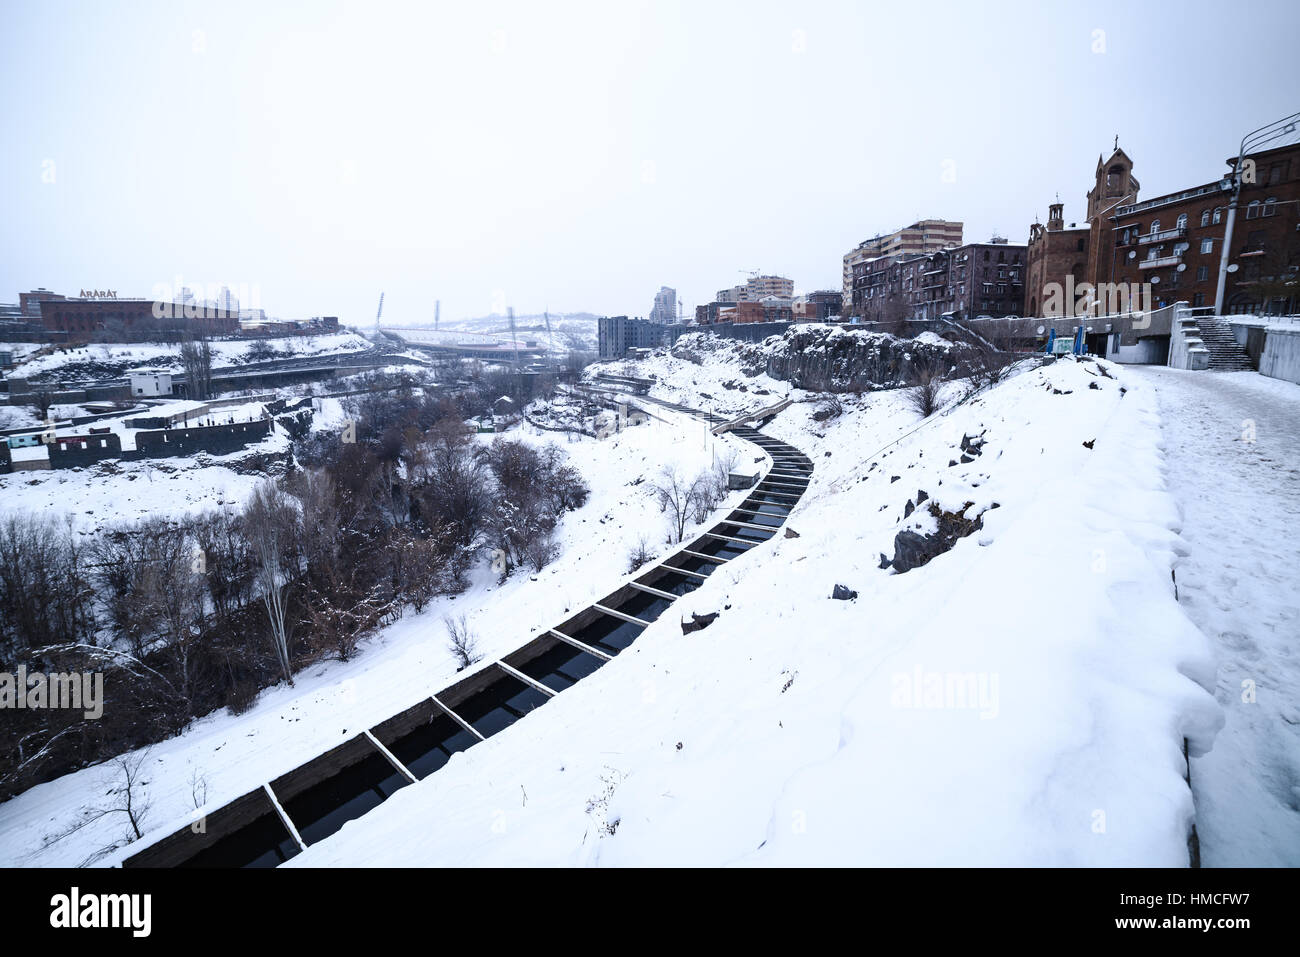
[78,289,118,299]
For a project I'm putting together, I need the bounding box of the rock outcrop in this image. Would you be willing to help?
[670,326,963,393]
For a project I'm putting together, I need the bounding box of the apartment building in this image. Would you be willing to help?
[649,286,677,324]
[842,219,963,308]
[1025,140,1300,317]
[715,274,795,303]
[851,237,1025,323]
[1106,143,1300,313]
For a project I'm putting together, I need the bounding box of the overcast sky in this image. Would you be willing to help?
[3,0,1297,325]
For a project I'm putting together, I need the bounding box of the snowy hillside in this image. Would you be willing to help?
[0,413,753,866]
[0,345,1228,866]
[262,356,1220,866]
[14,332,375,382]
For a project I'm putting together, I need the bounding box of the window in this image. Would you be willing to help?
[1174,242,1189,257]
[1200,209,1210,227]
[1246,200,1261,219]
[1213,208,1223,224]
[1196,266,1209,281]
[1193,293,1205,307]
[1150,220,1161,234]
[1077,237,1086,251]
[1201,238,1214,254]
[984,251,989,261]
[1176,213,1188,230]
[1263,197,1277,217]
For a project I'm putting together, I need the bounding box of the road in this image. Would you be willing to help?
[1132,366,1300,866]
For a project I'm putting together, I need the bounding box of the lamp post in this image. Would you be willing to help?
[1214,112,1300,316]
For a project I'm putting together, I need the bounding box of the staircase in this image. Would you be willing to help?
[1194,317,1253,371]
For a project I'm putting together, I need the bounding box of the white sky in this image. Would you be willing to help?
[2,0,1296,324]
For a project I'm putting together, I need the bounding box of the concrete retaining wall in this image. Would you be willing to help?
[1260,327,1300,384]
[1168,309,1210,371]
[136,419,272,458]
[48,432,124,468]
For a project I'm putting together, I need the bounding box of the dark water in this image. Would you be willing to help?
[174,793,300,869]
[695,536,755,561]
[717,523,776,543]
[730,509,785,527]
[280,745,409,846]
[514,639,607,692]
[607,588,675,622]
[666,552,722,576]
[643,571,702,596]
[745,491,800,508]
[569,609,647,655]
[383,712,481,779]
[451,673,551,738]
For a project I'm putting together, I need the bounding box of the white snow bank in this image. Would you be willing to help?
[281,357,1222,866]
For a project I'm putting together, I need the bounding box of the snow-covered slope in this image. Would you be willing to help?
[277,356,1222,866]
[2,352,1225,866]
[14,332,374,381]
[0,413,752,866]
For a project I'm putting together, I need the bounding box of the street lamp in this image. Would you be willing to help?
[1214,111,1300,315]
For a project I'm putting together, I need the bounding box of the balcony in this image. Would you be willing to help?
[1138,255,1182,270]
[1137,226,1187,244]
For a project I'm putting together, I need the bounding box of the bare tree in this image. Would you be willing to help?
[626,536,653,574]
[650,466,702,544]
[244,481,300,685]
[904,359,945,418]
[179,336,214,400]
[444,615,481,671]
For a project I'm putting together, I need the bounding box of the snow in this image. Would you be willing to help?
[0,352,1247,867]
[0,412,754,865]
[12,332,374,380]
[1130,366,1300,866]
[272,357,1220,867]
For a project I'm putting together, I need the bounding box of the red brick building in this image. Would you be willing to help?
[39,297,240,337]
[1026,141,1300,318]
[852,239,1025,322]
[1025,203,1090,318]
[1107,143,1300,314]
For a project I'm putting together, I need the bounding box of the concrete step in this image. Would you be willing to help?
[1194,318,1252,370]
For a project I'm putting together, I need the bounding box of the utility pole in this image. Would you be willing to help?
[1215,112,1299,315]
[434,299,440,331]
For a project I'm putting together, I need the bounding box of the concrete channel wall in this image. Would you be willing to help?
[120,398,813,868]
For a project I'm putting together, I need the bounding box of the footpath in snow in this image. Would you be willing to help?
[1133,367,1300,867]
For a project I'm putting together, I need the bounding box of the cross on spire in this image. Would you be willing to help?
[1114,134,1119,151]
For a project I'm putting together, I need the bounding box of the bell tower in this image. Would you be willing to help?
[1047,202,1064,232]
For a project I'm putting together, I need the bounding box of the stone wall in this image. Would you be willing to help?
[672,326,961,393]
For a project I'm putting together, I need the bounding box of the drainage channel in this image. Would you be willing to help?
[122,397,811,868]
